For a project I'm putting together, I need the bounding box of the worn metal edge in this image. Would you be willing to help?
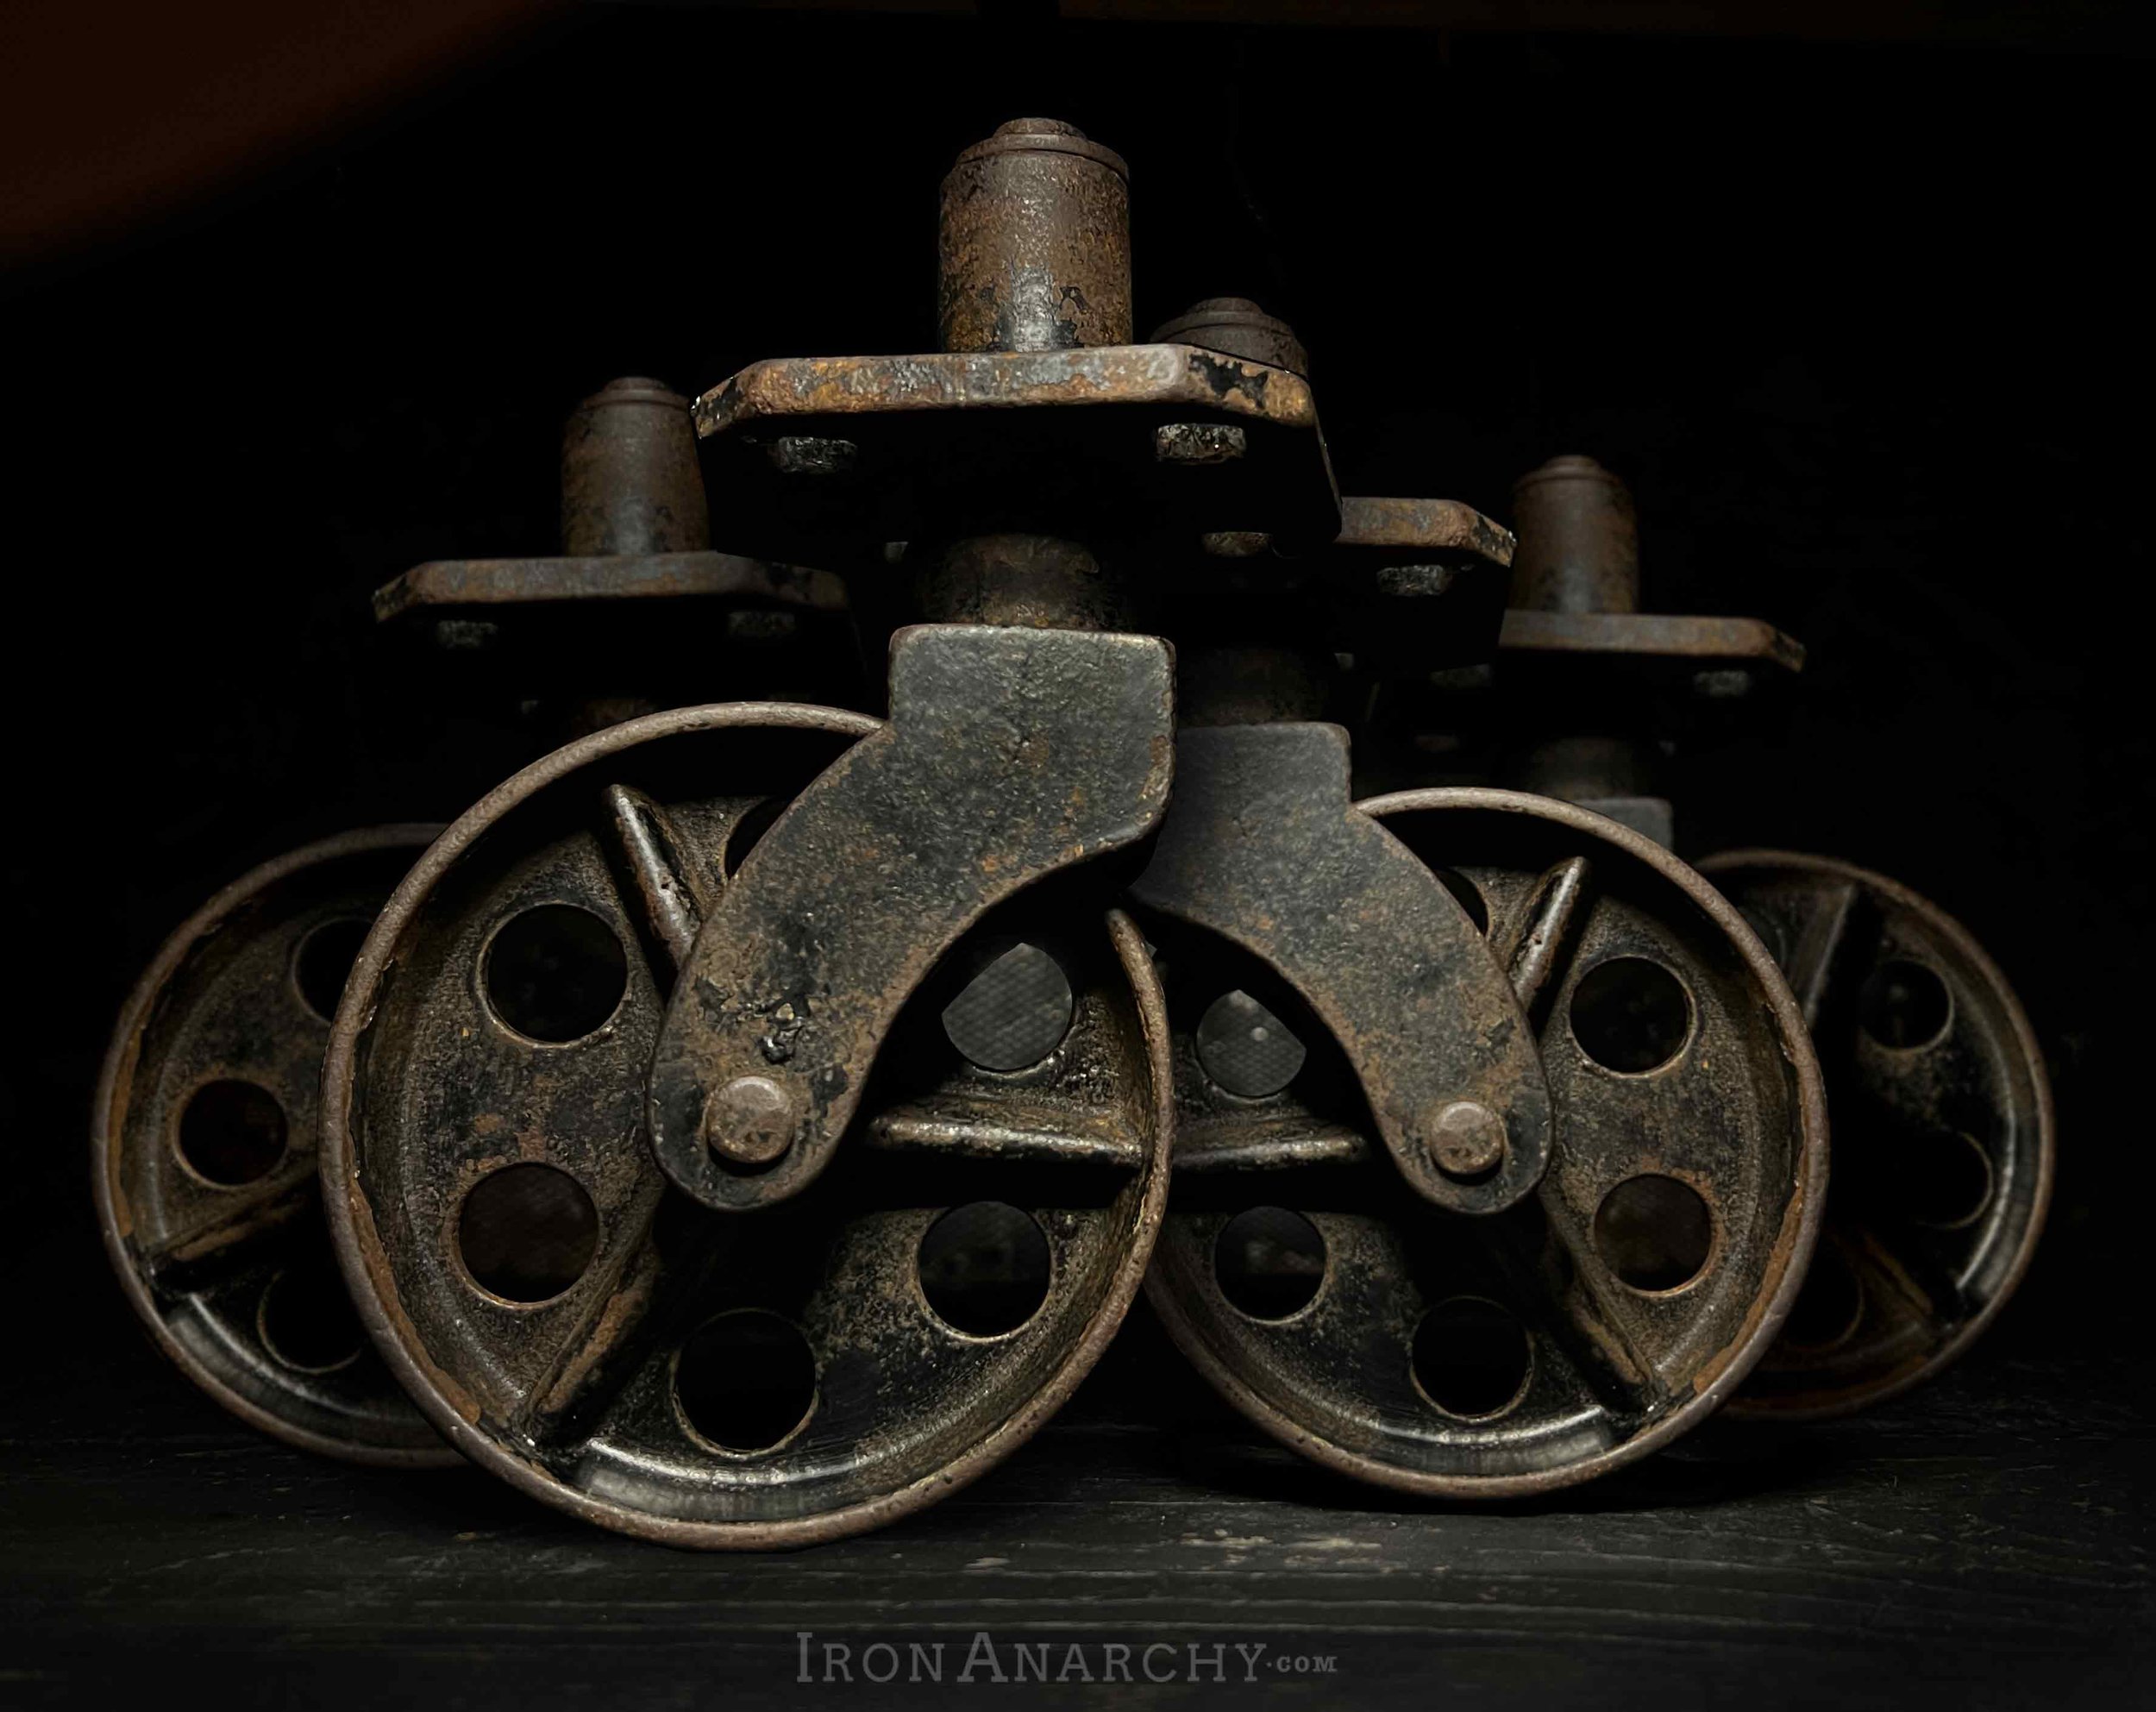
[91,824,461,1469]
[373,552,848,624]
[1144,786,1829,1500]
[1498,610,1807,673]
[323,702,1175,1548]
[1700,846,2056,1423]
[694,345,1318,436]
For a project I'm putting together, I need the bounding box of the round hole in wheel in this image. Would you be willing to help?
[1781,1244,1865,1351]
[1429,868,1489,934]
[1889,1128,1995,1229]
[674,1309,818,1453]
[918,1202,1053,1337]
[455,1163,599,1303]
[175,1079,288,1186]
[1858,958,1952,1050]
[1411,1297,1532,1419]
[941,943,1074,1072]
[1570,956,1693,1074]
[1213,1207,1326,1321]
[482,904,628,1044]
[257,1264,367,1372]
[1595,1174,1716,1292]
[1196,989,1307,1098]
[292,916,373,1024]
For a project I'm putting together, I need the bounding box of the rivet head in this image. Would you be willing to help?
[705,1075,800,1166]
[1428,1099,1507,1180]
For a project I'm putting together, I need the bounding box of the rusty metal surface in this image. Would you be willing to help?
[695,343,1320,434]
[1416,454,1811,848]
[1498,609,1807,672]
[1145,787,1827,1497]
[1331,495,1518,680]
[912,533,1137,631]
[1169,491,1517,680]
[373,373,844,626]
[645,625,1173,1213]
[691,343,1339,554]
[372,373,867,735]
[696,129,1336,561]
[1150,297,1310,379]
[321,704,1171,1548]
[1340,496,1516,565]
[561,377,711,557]
[939,119,1131,354]
[1498,456,1802,675]
[1510,454,1641,614]
[93,827,456,1467]
[372,552,848,622]
[1129,724,1552,1215]
[1139,281,1516,699]
[1700,850,2053,1420]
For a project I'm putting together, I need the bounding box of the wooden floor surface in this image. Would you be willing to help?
[7,1246,2148,1712]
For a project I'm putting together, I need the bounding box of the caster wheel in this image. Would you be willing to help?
[94,826,456,1464]
[1144,788,1826,1496]
[322,704,1173,1547]
[1699,850,2053,1417]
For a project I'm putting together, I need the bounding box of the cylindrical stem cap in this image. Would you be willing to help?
[1509,455,1640,615]
[938,119,1132,354]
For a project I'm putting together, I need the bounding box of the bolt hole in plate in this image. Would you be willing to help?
[1700,850,2054,1418]
[322,706,1172,1547]
[1145,790,1824,1497]
[92,827,455,1465]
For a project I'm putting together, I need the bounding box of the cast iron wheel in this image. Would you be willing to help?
[1701,850,2052,1418]
[322,704,1172,1547]
[1144,788,1827,1497]
[94,826,454,1465]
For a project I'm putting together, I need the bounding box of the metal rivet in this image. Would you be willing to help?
[1428,1099,1507,1180]
[705,1074,801,1166]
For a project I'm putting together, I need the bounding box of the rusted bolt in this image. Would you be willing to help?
[1200,530,1272,558]
[1156,423,1245,465]
[1692,667,1754,700]
[1428,1100,1507,1180]
[767,436,858,476]
[1375,564,1460,599]
[431,618,500,652]
[705,1075,801,1167]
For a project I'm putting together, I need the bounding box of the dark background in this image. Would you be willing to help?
[3,3,2149,1705]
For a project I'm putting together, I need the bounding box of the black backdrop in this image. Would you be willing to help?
[6,4,2146,1401]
